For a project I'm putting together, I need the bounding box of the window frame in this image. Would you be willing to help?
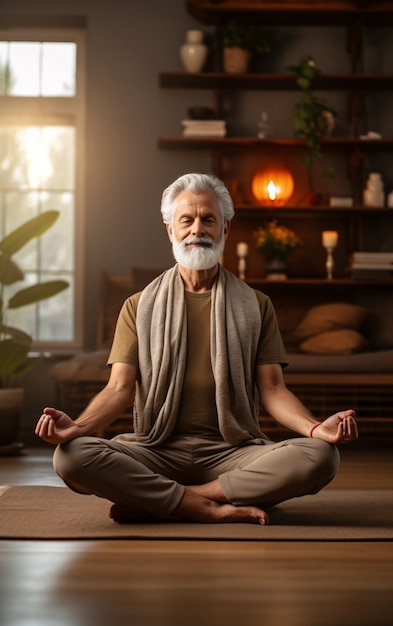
[0,26,86,350]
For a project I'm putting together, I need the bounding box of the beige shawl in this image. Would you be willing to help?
[132,264,267,446]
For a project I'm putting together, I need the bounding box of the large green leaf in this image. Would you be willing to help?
[0,254,24,286]
[0,323,32,344]
[0,339,31,379]
[8,280,69,309]
[0,210,60,257]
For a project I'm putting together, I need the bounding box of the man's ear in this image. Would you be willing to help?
[166,223,173,243]
[223,220,231,239]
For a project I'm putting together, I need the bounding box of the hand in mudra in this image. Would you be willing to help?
[35,407,82,445]
[312,409,358,444]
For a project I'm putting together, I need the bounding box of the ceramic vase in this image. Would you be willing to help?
[180,30,207,73]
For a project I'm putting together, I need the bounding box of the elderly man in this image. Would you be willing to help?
[36,173,358,525]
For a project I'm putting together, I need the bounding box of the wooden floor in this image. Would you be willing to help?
[1,445,393,626]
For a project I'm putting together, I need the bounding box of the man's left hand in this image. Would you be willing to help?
[311,409,358,444]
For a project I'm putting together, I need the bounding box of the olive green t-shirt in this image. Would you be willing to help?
[108,289,287,435]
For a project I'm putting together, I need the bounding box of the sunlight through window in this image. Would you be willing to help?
[0,31,84,347]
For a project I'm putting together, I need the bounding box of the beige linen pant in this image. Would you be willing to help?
[53,434,339,519]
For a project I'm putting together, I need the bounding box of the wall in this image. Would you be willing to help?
[1,0,392,443]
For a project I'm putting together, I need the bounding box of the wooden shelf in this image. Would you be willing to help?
[159,72,393,91]
[233,205,393,215]
[186,1,393,25]
[246,278,393,288]
[158,136,393,151]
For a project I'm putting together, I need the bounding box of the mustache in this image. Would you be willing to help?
[183,236,214,247]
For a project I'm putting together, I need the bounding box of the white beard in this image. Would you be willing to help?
[172,233,225,270]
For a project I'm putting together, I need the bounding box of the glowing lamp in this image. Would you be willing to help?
[252,168,294,206]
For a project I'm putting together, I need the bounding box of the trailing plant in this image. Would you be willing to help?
[222,20,271,54]
[0,210,69,388]
[287,55,335,170]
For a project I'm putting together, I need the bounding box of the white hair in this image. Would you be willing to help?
[160,173,235,225]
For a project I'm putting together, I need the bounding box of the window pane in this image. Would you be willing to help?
[0,42,7,94]
[38,275,74,341]
[42,126,75,189]
[42,43,76,96]
[0,29,83,347]
[4,192,40,269]
[40,192,74,271]
[0,127,35,189]
[0,124,76,343]
[0,125,75,190]
[9,42,40,96]
[1,41,76,97]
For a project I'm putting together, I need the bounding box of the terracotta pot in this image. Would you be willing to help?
[223,47,250,73]
[0,388,24,446]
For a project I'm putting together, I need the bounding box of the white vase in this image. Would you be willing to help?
[180,30,207,73]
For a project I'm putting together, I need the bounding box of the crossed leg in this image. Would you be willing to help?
[53,435,339,525]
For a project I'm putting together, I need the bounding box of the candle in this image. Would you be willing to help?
[267,180,277,201]
[237,242,248,257]
[322,230,338,248]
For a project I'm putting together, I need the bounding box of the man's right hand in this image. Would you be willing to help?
[35,407,83,445]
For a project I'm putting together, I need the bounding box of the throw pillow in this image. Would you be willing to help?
[300,329,369,355]
[295,303,369,339]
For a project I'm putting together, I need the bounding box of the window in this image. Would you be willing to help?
[0,29,85,348]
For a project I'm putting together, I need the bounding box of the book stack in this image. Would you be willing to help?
[181,119,226,137]
[351,252,393,281]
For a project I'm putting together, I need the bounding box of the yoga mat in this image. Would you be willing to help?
[1,486,392,540]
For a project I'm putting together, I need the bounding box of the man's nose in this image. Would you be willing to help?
[192,218,204,236]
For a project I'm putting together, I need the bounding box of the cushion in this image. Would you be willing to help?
[52,350,110,382]
[295,303,370,339]
[300,329,369,355]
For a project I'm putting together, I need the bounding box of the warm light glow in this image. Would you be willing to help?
[236,242,248,257]
[252,168,294,206]
[322,230,338,248]
[21,128,53,187]
[267,181,277,200]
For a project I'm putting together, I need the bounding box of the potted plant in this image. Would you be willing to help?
[221,20,271,73]
[254,220,301,280]
[0,210,69,450]
[287,55,336,202]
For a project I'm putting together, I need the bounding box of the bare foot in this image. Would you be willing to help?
[173,489,269,525]
[210,502,269,525]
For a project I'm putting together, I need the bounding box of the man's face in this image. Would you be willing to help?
[166,190,230,270]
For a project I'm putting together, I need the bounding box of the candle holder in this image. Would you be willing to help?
[236,242,248,280]
[322,230,338,280]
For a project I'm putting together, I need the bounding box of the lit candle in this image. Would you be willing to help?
[322,230,338,248]
[267,180,277,200]
[236,242,248,257]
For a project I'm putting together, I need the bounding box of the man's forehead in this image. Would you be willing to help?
[175,191,219,212]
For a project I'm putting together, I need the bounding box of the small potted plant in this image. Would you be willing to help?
[0,210,69,449]
[221,20,271,73]
[254,220,301,280]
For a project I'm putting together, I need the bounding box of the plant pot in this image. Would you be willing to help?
[0,388,24,449]
[265,257,288,281]
[223,47,250,73]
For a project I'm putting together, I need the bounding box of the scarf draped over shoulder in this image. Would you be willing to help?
[130,264,268,446]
